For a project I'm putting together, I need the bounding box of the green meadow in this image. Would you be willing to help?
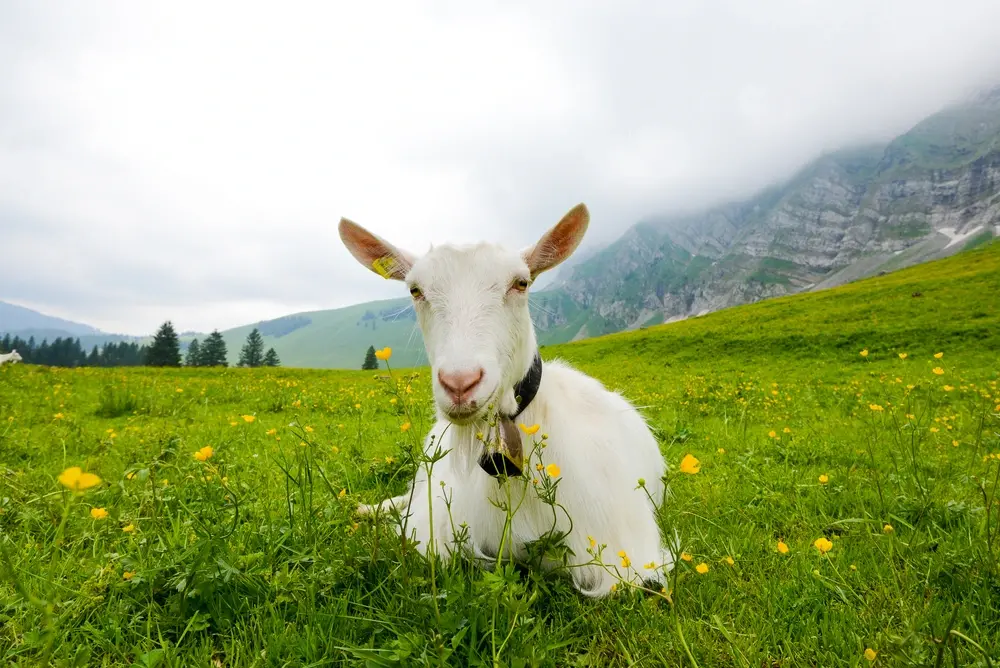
[1,241,999,666]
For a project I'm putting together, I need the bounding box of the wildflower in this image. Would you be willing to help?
[122,523,135,533]
[869,404,884,412]
[58,467,101,492]
[90,507,109,520]
[681,552,693,562]
[545,463,561,478]
[588,535,596,549]
[695,563,709,574]
[768,430,777,438]
[374,347,392,361]
[338,488,347,498]
[123,571,135,580]
[644,561,656,570]
[53,413,64,420]
[932,367,944,376]
[304,426,314,433]
[883,524,893,534]
[519,423,540,436]
[860,349,869,357]
[898,353,908,359]
[389,397,397,404]
[864,648,877,661]
[194,446,214,462]
[818,474,829,484]
[777,540,789,554]
[717,448,726,454]
[783,427,791,434]
[354,403,361,409]
[679,454,701,474]
[385,456,395,464]
[934,352,943,359]
[850,564,857,571]
[943,385,954,392]
[241,414,256,423]
[618,550,631,568]
[176,387,184,393]
[724,556,735,566]
[266,428,277,436]
[400,422,411,432]
[930,427,939,433]
[229,421,237,427]
[125,472,135,481]
[813,537,833,554]
[952,440,959,447]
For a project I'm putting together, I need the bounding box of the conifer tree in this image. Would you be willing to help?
[146,321,182,366]
[237,328,265,367]
[200,330,229,367]
[185,339,201,366]
[263,347,281,367]
[361,345,379,370]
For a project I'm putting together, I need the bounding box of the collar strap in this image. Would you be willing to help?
[477,351,543,478]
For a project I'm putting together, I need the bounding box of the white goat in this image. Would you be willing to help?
[338,204,671,597]
[0,350,22,366]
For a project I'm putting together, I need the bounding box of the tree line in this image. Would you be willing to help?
[1,322,281,369]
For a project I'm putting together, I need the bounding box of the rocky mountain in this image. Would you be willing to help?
[532,86,1000,340]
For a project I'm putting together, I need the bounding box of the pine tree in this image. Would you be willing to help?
[146,321,182,366]
[185,339,201,366]
[200,330,229,367]
[361,345,379,370]
[237,328,265,367]
[88,345,100,366]
[263,347,281,367]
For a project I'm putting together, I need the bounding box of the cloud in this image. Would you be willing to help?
[2,0,999,334]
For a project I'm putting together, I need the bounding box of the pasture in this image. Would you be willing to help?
[1,241,999,666]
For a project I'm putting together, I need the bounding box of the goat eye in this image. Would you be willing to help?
[409,286,423,300]
[511,278,530,293]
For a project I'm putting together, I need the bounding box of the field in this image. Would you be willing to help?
[1,241,999,666]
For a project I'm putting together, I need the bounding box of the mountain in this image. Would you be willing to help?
[531,86,1000,339]
[0,301,105,337]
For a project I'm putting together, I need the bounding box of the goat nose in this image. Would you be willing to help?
[437,368,484,403]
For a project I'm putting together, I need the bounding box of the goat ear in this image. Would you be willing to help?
[338,217,415,281]
[523,203,589,279]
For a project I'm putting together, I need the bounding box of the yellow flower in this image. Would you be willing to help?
[818,474,829,484]
[813,537,833,554]
[375,347,392,361]
[354,403,361,409]
[930,427,939,433]
[934,352,943,359]
[176,387,184,393]
[869,404,884,412]
[932,367,944,375]
[389,397,397,404]
[545,463,561,478]
[122,523,135,533]
[304,426,314,433]
[860,349,869,357]
[943,385,954,392]
[519,423,540,435]
[883,524,893,534]
[695,563,709,574]
[123,571,135,580]
[777,540,789,554]
[385,456,395,464]
[194,446,214,461]
[681,552,693,562]
[266,428,277,436]
[783,427,791,434]
[864,648,877,661]
[400,422,411,432]
[53,413,65,420]
[90,507,108,520]
[724,556,735,566]
[768,430,777,438]
[241,414,256,423]
[588,535,596,549]
[644,561,656,570]
[229,421,237,427]
[952,440,959,447]
[338,488,347,498]
[618,551,631,568]
[679,454,701,474]
[58,467,101,492]
[717,448,726,454]
[898,352,908,359]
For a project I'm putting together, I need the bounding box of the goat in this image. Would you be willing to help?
[0,350,22,366]
[338,204,671,597]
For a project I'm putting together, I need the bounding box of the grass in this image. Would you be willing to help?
[1,241,999,666]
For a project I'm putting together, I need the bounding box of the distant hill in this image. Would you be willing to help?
[0,301,104,337]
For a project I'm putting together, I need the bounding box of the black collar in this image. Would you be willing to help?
[477,351,543,478]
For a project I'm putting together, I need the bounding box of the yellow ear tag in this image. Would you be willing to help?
[371,256,397,279]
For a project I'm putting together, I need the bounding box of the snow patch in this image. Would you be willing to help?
[938,226,984,249]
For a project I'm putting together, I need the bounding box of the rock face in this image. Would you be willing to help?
[533,87,1000,343]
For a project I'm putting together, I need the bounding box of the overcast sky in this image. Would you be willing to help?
[2,1,999,335]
